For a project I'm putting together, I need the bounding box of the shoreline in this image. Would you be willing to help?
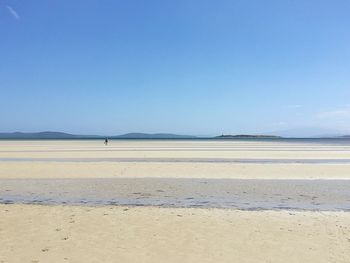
[1,178,350,211]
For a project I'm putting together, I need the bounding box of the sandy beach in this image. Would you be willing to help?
[1,205,350,263]
[1,139,350,262]
[1,140,350,160]
[1,140,350,180]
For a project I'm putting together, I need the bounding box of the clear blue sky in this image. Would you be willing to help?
[1,0,350,136]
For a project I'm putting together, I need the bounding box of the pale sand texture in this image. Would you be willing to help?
[1,140,350,179]
[1,162,350,179]
[1,140,350,159]
[1,204,350,263]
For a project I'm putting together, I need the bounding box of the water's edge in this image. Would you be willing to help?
[1,178,349,211]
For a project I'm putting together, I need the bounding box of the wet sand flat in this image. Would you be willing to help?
[1,204,350,263]
[1,178,350,211]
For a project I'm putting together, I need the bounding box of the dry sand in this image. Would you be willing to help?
[0,140,350,180]
[1,204,350,263]
[1,140,350,262]
[1,162,350,179]
[0,139,350,160]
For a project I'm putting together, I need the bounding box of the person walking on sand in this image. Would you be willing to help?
[104,138,108,146]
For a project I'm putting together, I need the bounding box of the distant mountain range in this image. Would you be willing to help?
[114,133,196,139]
[0,132,89,139]
[0,132,196,139]
[0,131,349,139]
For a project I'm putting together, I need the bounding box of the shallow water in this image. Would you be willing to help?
[1,178,350,211]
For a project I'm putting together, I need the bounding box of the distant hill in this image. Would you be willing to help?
[215,134,281,139]
[0,131,93,139]
[2,131,348,140]
[0,132,196,139]
[112,133,197,139]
